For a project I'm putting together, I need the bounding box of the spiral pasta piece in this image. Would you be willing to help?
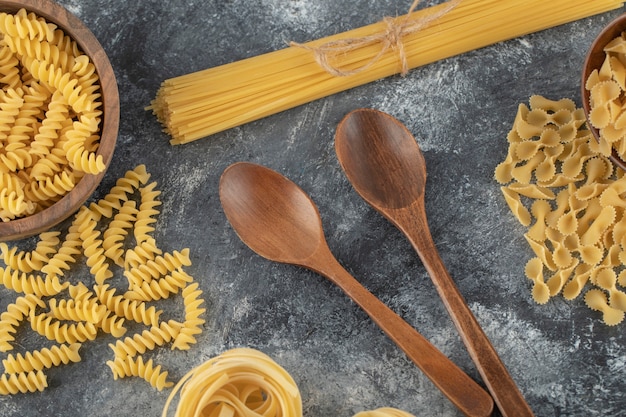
[29,313,98,344]
[48,298,106,324]
[0,188,34,218]
[163,348,302,417]
[0,44,20,88]
[40,223,82,277]
[0,231,60,273]
[21,56,95,114]
[0,294,44,352]
[102,200,137,266]
[135,182,161,243]
[0,370,47,395]
[28,148,70,185]
[0,88,22,141]
[30,91,69,158]
[2,343,81,373]
[88,165,150,218]
[0,9,56,42]
[25,171,77,203]
[106,355,173,391]
[125,269,193,302]
[124,237,162,270]
[123,249,191,287]
[63,113,104,174]
[98,311,127,338]
[95,284,162,327]
[172,282,206,351]
[77,207,112,285]
[109,320,181,359]
[0,266,67,297]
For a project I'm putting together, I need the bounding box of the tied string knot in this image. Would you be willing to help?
[290,0,461,77]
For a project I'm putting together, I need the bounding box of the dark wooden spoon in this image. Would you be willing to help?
[219,161,494,417]
[335,108,534,417]
[581,13,626,171]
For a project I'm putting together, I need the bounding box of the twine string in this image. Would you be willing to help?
[290,0,461,77]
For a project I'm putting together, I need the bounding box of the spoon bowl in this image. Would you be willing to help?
[581,13,626,171]
[219,162,494,417]
[335,108,534,417]
[218,162,322,264]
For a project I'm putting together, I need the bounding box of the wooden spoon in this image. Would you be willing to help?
[581,13,626,171]
[334,108,534,417]
[219,162,494,417]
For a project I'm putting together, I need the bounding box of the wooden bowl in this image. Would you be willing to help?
[581,13,626,171]
[0,0,119,241]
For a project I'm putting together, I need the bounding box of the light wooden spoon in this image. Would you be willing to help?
[334,108,534,417]
[219,161,494,417]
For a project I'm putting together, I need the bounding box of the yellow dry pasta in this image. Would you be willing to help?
[108,320,181,359]
[0,8,104,220]
[585,31,626,160]
[0,370,47,394]
[2,343,81,373]
[29,313,98,344]
[106,355,173,391]
[171,282,206,351]
[95,283,162,327]
[496,95,626,325]
[0,164,206,392]
[162,348,302,417]
[353,409,417,417]
[0,294,44,352]
[148,0,625,144]
[162,347,417,417]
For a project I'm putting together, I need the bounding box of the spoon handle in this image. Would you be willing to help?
[395,205,534,417]
[311,247,494,417]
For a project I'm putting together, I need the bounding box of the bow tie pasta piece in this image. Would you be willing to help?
[584,31,626,160]
[585,289,625,326]
[525,257,550,304]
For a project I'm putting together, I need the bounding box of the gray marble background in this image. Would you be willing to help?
[1,1,626,416]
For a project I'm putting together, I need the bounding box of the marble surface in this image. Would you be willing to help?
[1,1,626,416]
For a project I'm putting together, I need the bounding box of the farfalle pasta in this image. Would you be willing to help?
[0,165,206,393]
[495,95,626,325]
[0,8,105,221]
[585,31,626,159]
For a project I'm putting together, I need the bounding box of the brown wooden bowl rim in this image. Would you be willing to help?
[0,0,120,241]
[581,12,626,171]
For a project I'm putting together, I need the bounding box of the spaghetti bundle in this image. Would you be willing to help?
[148,0,624,144]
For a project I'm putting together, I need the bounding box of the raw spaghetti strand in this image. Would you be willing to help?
[147,0,624,144]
